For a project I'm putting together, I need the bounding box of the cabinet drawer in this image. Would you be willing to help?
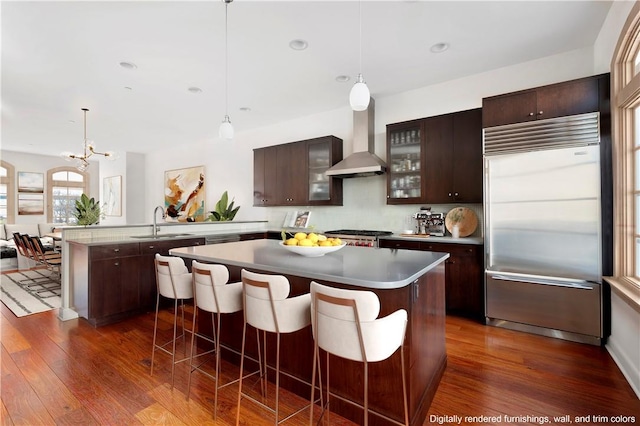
[379,239,422,250]
[90,243,140,260]
[420,242,478,257]
[138,238,204,254]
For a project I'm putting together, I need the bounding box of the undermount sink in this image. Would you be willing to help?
[130,233,193,239]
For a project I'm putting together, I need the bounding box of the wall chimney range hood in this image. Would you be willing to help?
[325,98,387,178]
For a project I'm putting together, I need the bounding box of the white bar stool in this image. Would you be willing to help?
[236,269,312,425]
[150,253,194,389]
[187,260,243,420]
[309,281,409,426]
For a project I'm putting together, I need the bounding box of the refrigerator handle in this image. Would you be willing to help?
[489,274,595,290]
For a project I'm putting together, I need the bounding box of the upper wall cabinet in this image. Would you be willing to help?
[387,119,423,203]
[253,136,343,207]
[482,74,605,128]
[307,136,343,205]
[386,108,483,205]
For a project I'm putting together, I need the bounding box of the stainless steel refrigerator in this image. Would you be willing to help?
[483,112,605,345]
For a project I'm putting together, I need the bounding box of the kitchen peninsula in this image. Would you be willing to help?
[170,239,449,426]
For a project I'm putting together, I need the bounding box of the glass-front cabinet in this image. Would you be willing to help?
[307,136,343,205]
[387,120,423,203]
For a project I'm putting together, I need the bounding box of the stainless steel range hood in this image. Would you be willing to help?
[325,98,387,178]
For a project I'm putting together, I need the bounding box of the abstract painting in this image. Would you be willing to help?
[18,194,44,215]
[18,172,44,193]
[103,175,122,216]
[164,166,206,222]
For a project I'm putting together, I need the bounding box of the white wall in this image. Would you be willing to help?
[99,152,146,225]
[0,150,99,224]
[145,45,596,233]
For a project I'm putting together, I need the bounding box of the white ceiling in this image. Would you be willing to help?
[1,1,613,158]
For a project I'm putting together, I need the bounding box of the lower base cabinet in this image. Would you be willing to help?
[380,239,484,319]
[71,237,205,327]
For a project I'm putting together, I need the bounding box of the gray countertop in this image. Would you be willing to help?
[169,239,449,290]
[65,230,263,246]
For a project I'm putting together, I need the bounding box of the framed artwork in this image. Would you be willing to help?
[164,166,206,222]
[18,172,44,193]
[18,193,44,215]
[103,175,122,216]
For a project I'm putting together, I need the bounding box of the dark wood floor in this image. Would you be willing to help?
[1,299,639,425]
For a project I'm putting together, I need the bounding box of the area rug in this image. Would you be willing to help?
[1,270,61,317]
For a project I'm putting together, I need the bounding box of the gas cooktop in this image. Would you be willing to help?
[324,230,393,237]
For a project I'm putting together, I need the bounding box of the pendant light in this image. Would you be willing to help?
[219,0,234,141]
[349,0,370,111]
[62,108,115,171]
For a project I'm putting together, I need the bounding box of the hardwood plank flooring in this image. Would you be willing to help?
[1,300,639,425]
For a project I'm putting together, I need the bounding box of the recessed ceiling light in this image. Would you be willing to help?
[289,39,308,51]
[124,86,133,91]
[430,42,449,53]
[68,120,75,123]
[188,87,202,94]
[119,61,138,70]
[335,75,350,83]
[239,107,251,112]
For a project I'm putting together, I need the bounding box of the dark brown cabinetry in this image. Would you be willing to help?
[276,142,307,205]
[307,136,343,205]
[71,237,205,327]
[138,238,204,310]
[253,136,343,207]
[90,245,140,320]
[379,238,484,319]
[482,74,603,128]
[387,120,423,202]
[253,146,278,206]
[387,108,483,204]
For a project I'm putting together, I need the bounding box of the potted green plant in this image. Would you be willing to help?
[208,191,240,221]
[74,193,103,225]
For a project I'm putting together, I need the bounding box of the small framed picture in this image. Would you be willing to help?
[18,172,44,193]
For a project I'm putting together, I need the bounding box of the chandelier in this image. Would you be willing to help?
[63,108,115,171]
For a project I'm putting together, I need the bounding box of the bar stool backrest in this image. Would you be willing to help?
[192,260,242,314]
[241,268,310,334]
[155,254,192,300]
[310,281,407,363]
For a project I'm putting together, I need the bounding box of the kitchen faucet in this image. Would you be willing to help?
[153,205,166,237]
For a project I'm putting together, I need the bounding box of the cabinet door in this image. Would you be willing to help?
[421,242,484,319]
[482,91,537,128]
[90,256,140,319]
[307,137,343,205]
[387,121,423,204]
[253,147,278,206]
[452,108,483,203]
[423,115,454,203]
[138,238,204,310]
[276,143,307,204]
[536,77,599,121]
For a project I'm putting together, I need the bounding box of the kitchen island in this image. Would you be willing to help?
[170,239,448,426]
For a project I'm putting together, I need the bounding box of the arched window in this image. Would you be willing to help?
[611,2,640,292]
[47,167,89,224]
[0,160,16,223]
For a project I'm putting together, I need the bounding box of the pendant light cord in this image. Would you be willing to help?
[358,0,362,73]
[224,0,229,117]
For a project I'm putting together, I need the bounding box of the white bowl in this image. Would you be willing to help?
[279,241,346,257]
